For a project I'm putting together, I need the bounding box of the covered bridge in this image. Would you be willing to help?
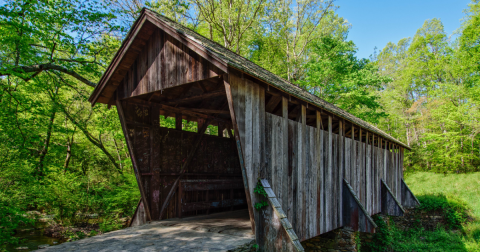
[89,8,419,251]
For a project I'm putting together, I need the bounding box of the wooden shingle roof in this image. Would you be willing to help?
[89,8,410,150]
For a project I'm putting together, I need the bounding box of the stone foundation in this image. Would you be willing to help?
[301,227,358,252]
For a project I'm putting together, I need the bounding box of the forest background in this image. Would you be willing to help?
[0,0,479,245]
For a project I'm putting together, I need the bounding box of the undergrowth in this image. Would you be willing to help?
[361,172,480,251]
[362,195,471,252]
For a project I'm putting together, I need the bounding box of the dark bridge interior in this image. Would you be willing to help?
[122,76,249,221]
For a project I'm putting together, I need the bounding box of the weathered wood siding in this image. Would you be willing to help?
[117,28,222,99]
[229,72,405,248]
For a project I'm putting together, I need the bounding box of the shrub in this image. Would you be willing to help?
[417,194,469,229]
[361,215,393,252]
[0,200,33,244]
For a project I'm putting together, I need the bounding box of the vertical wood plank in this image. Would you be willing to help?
[310,126,317,237]
[271,115,278,205]
[366,131,371,215]
[244,79,254,218]
[297,105,306,239]
[282,97,289,213]
[224,75,255,233]
[323,126,328,233]
[351,126,356,198]
[327,115,332,232]
[360,128,365,207]
[333,133,338,229]
[316,111,323,236]
[290,120,299,235]
[265,114,272,182]
[259,85,266,196]
[339,120,344,226]
[305,125,311,238]
[356,133,361,205]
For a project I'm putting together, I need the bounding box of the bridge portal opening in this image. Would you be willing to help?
[121,77,249,226]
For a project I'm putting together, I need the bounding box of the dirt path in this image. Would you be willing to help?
[35,210,254,252]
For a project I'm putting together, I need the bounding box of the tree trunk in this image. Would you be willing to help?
[63,127,75,174]
[37,86,59,178]
[113,135,123,171]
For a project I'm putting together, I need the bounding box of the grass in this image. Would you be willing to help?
[404,172,480,251]
[406,172,480,219]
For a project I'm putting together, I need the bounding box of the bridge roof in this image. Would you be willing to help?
[89,8,410,150]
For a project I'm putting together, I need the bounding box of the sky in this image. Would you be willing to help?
[336,0,472,59]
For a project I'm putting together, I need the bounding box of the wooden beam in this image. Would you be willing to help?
[158,119,211,220]
[164,88,226,105]
[116,100,152,221]
[180,107,230,115]
[127,98,230,123]
[381,179,405,216]
[224,76,256,234]
[326,115,332,231]
[218,121,225,137]
[175,113,182,130]
[197,82,207,92]
[265,95,282,113]
[343,179,377,233]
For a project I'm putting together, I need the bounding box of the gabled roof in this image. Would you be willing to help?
[89,8,410,150]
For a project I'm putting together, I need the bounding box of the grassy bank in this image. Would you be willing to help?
[362,172,480,251]
[406,172,480,219]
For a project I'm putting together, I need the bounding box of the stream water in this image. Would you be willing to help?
[3,229,64,252]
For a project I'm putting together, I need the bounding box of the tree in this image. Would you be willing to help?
[299,36,390,123]
[194,0,266,54]
[256,0,344,82]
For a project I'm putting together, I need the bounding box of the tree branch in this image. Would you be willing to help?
[1,63,97,87]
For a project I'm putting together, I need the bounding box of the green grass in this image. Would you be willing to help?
[405,172,480,251]
[406,172,480,219]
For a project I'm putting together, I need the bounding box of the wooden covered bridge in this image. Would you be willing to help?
[89,8,419,251]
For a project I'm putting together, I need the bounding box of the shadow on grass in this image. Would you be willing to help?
[361,193,480,252]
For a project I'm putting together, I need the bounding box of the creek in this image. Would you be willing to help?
[3,228,64,251]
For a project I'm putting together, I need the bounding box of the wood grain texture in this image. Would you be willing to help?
[316,112,324,235]
[401,178,421,208]
[118,29,221,100]
[224,76,255,233]
[327,115,332,232]
[343,179,377,233]
[381,179,405,216]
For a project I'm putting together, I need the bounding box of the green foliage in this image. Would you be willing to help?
[0,200,33,245]
[406,172,480,250]
[254,182,269,210]
[254,201,269,210]
[417,194,469,229]
[300,35,390,123]
[362,172,480,251]
[254,182,268,198]
[361,210,470,252]
[375,1,480,173]
[361,216,393,252]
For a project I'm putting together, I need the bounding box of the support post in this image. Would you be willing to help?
[224,75,256,234]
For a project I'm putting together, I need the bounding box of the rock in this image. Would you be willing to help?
[15,247,29,250]
[38,244,50,249]
[26,210,42,216]
[53,241,58,244]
